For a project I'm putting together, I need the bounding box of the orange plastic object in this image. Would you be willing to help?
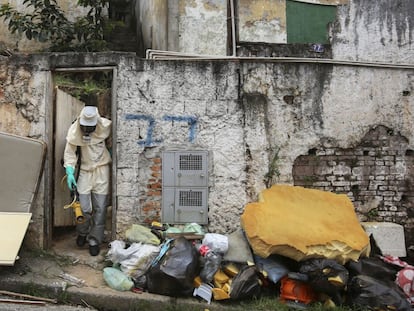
[280,277,317,304]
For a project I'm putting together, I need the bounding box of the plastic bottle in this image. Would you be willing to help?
[199,245,222,283]
[103,267,134,291]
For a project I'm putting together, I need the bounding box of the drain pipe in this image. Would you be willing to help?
[229,0,237,57]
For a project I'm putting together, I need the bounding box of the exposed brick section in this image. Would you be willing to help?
[293,125,414,248]
[140,156,162,224]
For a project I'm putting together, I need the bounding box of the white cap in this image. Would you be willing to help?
[79,106,98,126]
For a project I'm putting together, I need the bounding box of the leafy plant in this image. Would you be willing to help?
[0,0,110,51]
[366,208,379,220]
[264,148,281,188]
[54,72,112,99]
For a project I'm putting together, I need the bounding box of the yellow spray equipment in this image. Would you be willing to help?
[64,190,85,224]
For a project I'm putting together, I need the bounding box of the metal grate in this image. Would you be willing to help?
[179,154,203,171]
[179,190,202,207]
[162,150,208,224]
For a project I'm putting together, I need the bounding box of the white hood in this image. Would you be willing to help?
[66,112,111,146]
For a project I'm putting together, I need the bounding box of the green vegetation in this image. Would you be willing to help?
[366,208,379,220]
[0,0,114,51]
[158,297,368,311]
[265,148,281,188]
[303,175,317,184]
[54,72,111,100]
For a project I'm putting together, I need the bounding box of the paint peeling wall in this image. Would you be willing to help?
[0,55,50,248]
[114,56,414,241]
[294,0,347,5]
[238,0,287,44]
[135,0,168,53]
[331,0,414,63]
[115,59,243,233]
[2,0,412,64]
[0,53,413,249]
[168,0,227,55]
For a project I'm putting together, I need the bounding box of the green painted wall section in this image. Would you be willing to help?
[286,0,337,43]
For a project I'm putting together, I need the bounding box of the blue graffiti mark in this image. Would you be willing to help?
[163,115,198,143]
[125,114,162,146]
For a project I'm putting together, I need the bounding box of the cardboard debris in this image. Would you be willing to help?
[241,185,370,264]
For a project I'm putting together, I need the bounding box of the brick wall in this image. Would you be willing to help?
[293,125,414,248]
[141,156,162,223]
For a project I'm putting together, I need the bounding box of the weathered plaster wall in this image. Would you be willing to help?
[2,0,412,63]
[0,55,49,248]
[137,0,227,55]
[242,64,414,184]
[114,57,414,244]
[293,125,414,244]
[170,0,227,55]
[295,0,348,4]
[238,0,287,44]
[135,0,168,53]
[331,0,414,63]
[115,59,243,234]
[1,53,413,249]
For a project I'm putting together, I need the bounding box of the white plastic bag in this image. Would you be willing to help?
[107,240,160,279]
[202,233,228,254]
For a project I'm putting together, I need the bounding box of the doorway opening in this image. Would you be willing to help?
[50,68,115,262]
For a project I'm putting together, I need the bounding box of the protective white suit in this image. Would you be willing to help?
[64,106,111,255]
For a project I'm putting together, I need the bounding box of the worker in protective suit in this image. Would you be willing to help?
[64,106,111,256]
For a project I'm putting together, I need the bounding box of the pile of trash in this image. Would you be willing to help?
[102,185,414,310]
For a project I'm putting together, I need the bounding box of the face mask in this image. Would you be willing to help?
[82,134,91,143]
[80,125,96,134]
[80,125,96,143]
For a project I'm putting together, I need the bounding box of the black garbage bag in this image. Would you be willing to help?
[346,275,412,311]
[368,234,383,257]
[298,258,349,305]
[229,265,262,300]
[146,237,200,297]
[346,256,400,282]
[254,254,290,284]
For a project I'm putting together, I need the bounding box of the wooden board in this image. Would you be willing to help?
[0,213,32,265]
[53,88,84,226]
[0,131,45,265]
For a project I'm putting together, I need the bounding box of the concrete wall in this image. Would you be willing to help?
[135,0,168,54]
[0,0,413,250]
[331,0,414,63]
[0,55,50,248]
[0,52,413,249]
[113,57,414,246]
[238,0,287,44]
[2,0,413,62]
[115,59,242,234]
[176,0,227,55]
[137,0,227,55]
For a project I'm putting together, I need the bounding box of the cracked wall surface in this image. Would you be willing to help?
[293,125,414,247]
[0,56,48,248]
[0,0,413,251]
[332,0,414,63]
[0,52,413,250]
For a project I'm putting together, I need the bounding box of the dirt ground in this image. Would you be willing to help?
[50,226,109,288]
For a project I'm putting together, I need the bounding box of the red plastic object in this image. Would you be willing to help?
[280,277,317,304]
[199,244,210,257]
